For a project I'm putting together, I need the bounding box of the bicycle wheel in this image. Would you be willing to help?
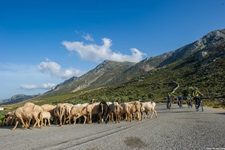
[167,102,170,110]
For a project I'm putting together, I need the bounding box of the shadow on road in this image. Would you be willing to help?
[215,112,225,115]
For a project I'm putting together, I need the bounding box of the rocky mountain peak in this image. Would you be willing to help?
[194,29,225,49]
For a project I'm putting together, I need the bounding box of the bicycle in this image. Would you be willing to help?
[178,100,183,108]
[187,99,193,108]
[195,97,204,112]
[167,100,172,110]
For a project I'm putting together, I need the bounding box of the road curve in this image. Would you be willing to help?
[0,104,225,150]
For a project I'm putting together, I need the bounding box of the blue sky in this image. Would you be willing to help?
[0,0,225,99]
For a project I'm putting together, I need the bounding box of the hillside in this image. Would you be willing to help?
[42,60,135,97]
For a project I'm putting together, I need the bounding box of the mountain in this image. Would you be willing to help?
[20,29,225,105]
[0,94,39,105]
[112,29,225,83]
[43,60,136,96]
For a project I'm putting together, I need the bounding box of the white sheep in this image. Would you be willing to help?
[42,111,52,127]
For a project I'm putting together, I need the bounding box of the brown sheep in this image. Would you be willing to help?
[112,101,123,123]
[120,102,132,122]
[86,102,100,124]
[1,111,15,126]
[63,103,74,124]
[11,103,43,130]
[70,103,89,124]
[53,103,65,126]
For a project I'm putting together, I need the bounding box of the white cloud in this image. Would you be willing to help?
[62,38,146,62]
[41,83,56,89]
[20,84,38,90]
[82,33,94,41]
[0,63,62,99]
[37,59,81,79]
[20,83,56,90]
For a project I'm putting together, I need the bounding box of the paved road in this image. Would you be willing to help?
[0,104,225,150]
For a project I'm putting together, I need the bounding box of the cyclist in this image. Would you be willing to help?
[177,95,183,108]
[192,88,204,111]
[186,94,192,108]
[166,94,172,110]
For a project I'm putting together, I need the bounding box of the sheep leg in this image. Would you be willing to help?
[125,113,128,121]
[59,115,63,126]
[10,118,15,126]
[68,115,71,124]
[110,112,114,122]
[153,110,158,118]
[32,119,38,128]
[11,120,19,130]
[73,116,77,125]
[42,119,46,126]
[89,112,92,124]
[18,117,26,128]
[63,115,66,125]
[118,114,121,123]
[150,109,158,119]
[83,116,87,124]
[48,118,51,126]
[115,113,118,123]
[38,118,42,128]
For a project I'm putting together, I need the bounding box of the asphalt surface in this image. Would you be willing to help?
[0,103,225,150]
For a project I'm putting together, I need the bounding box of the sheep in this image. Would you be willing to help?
[1,111,15,127]
[98,100,110,124]
[120,102,132,122]
[108,102,115,122]
[53,103,65,126]
[41,104,56,124]
[42,111,52,127]
[86,102,100,124]
[129,101,142,121]
[141,101,157,120]
[112,101,123,123]
[70,103,89,124]
[68,103,81,124]
[11,104,43,130]
[63,103,74,125]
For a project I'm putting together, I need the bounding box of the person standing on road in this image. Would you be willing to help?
[192,88,204,111]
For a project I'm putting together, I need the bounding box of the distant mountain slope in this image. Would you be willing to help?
[0,94,38,105]
[44,60,135,96]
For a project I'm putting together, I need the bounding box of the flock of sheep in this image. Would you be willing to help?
[1,100,158,130]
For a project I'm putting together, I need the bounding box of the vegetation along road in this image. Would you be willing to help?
[0,104,225,150]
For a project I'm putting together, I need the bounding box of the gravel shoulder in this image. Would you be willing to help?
[0,104,225,150]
